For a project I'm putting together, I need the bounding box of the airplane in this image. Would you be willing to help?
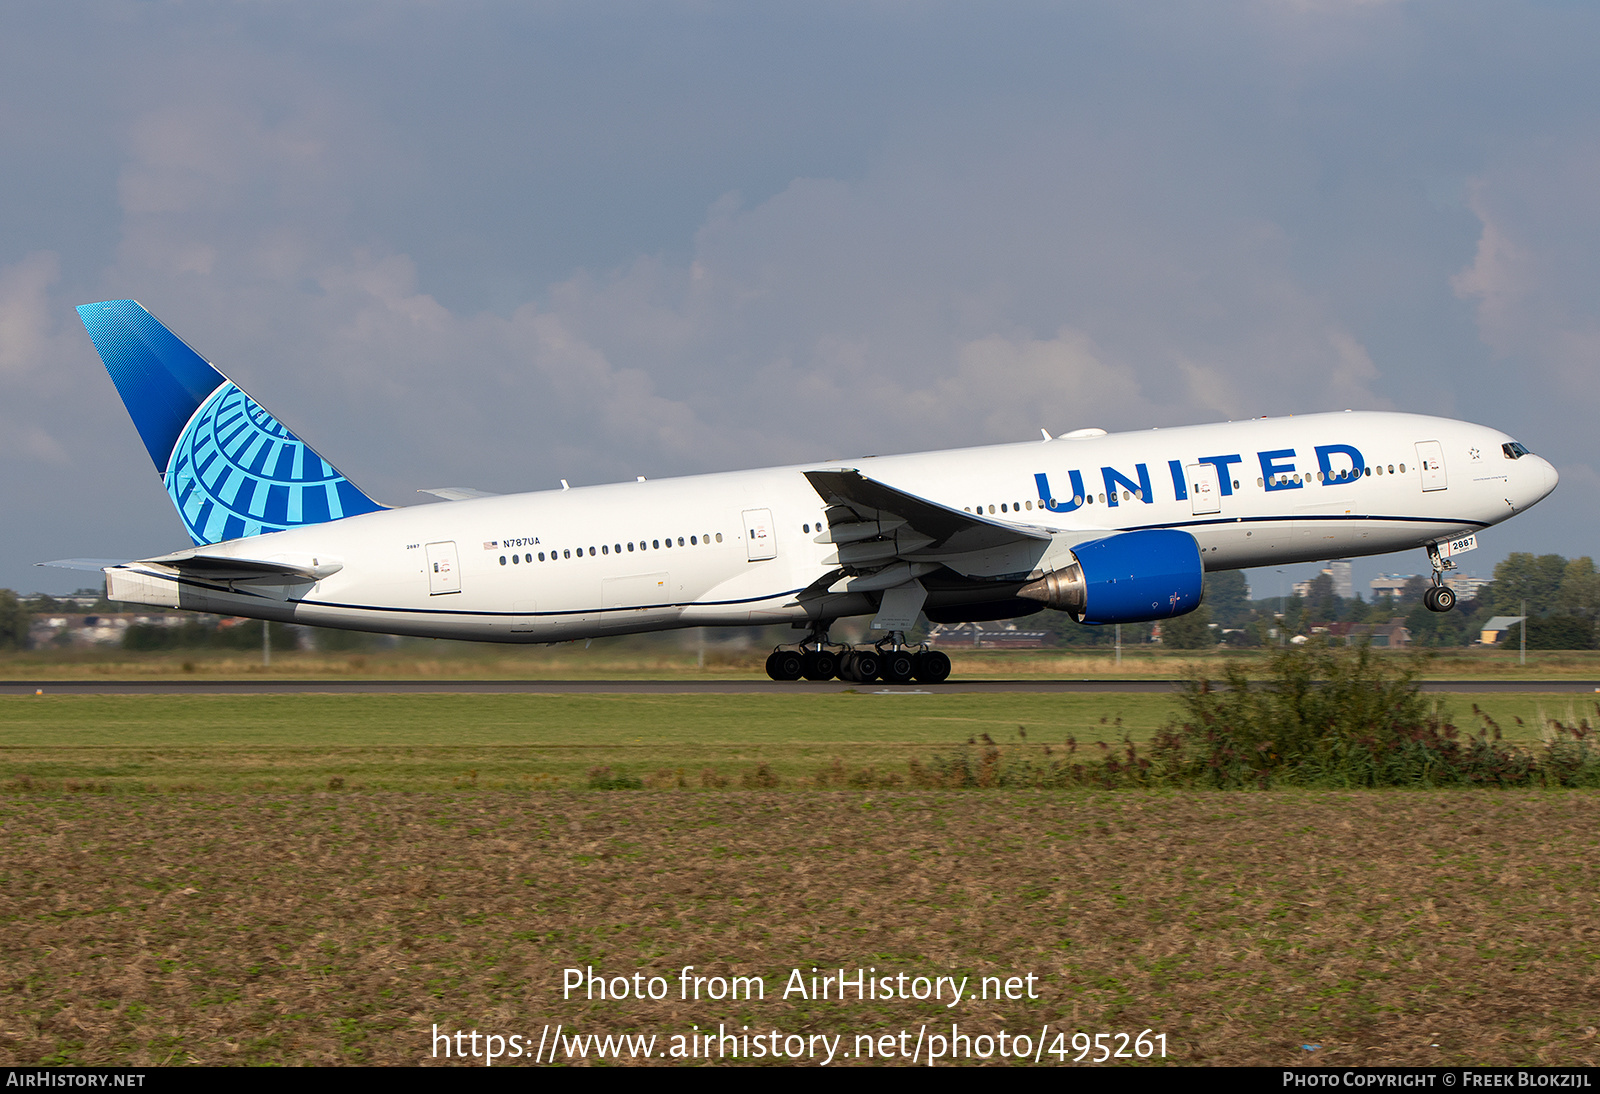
[48,299,1558,683]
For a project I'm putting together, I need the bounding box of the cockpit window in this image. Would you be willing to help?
[1503,441,1531,459]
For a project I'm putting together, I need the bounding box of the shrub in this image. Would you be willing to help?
[914,642,1600,789]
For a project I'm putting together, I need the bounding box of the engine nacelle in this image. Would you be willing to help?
[1017,529,1203,624]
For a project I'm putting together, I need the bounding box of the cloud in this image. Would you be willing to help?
[1452,144,1600,414]
[0,250,61,377]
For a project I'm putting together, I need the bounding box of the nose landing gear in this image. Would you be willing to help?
[1423,542,1459,613]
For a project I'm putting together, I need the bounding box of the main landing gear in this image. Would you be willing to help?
[764,628,951,684]
[1423,543,1458,614]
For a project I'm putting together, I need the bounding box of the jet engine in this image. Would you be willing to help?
[1017,529,1204,624]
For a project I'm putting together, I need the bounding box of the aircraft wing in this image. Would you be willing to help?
[803,468,1052,555]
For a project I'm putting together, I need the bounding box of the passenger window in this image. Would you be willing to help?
[1025,500,1033,510]
[691,535,698,545]
[1399,463,1406,473]
[1000,503,1007,513]
[499,556,506,566]
[538,552,545,561]
[627,542,634,552]
[563,549,570,559]
[512,554,519,564]
[715,533,722,543]
[601,545,609,554]
[653,540,660,549]
[589,547,596,556]
[677,537,684,546]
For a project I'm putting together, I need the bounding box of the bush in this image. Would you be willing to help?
[916,642,1600,789]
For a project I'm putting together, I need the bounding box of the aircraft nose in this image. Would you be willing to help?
[1533,456,1558,502]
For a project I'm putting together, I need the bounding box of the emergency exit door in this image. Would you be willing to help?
[425,541,461,595]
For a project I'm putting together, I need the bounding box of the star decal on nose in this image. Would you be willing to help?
[1469,447,1481,460]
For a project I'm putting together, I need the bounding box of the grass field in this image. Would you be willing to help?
[0,691,1587,791]
[5,643,1600,681]
[2,688,1598,1068]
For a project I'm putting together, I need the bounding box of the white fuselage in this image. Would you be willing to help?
[110,411,1557,641]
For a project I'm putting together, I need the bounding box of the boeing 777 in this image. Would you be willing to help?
[49,300,1558,683]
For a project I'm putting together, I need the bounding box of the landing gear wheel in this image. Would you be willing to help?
[801,649,838,681]
[914,649,952,684]
[880,649,916,684]
[1424,586,1456,613]
[851,650,882,682]
[766,649,803,681]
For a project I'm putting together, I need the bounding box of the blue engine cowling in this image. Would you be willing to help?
[1016,528,1204,624]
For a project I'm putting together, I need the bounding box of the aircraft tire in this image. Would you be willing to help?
[801,650,838,681]
[914,650,952,684]
[769,649,804,681]
[1425,586,1456,613]
[852,651,882,682]
[880,650,916,684]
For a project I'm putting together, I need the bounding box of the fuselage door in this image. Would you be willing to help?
[425,541,462,595]
[1186,463,1222,516]
[742,508,777,561]
[1415,441,1447,492]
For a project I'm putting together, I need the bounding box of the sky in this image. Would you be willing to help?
[3,0,1597,602]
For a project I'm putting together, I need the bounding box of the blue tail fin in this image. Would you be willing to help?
[77,300,385,545]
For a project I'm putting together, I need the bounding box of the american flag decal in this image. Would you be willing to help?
[484,541,498,550]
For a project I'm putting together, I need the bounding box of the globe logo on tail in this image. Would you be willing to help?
[164,381,379,545]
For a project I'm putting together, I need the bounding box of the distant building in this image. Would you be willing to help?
[26,612,192,648]
[1443,572,1490,600]
[1480,616,1526,645]
[1329,560,1353,600]
[1369,574,1415,599]
[926,622,1054,649]
[1325,618,1411,648]
[1292,560,1354,601]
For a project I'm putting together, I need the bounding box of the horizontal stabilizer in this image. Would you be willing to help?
[37,558,129,572]
[134,548,342,584]
[418,487,501,501]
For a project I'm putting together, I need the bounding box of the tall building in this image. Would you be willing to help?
[1329,559,1353,600]
[1294,561,1355,601]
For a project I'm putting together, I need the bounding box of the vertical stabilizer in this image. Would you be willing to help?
[77,300,384,545]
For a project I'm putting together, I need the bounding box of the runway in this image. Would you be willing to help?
[5,678,1599,695]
